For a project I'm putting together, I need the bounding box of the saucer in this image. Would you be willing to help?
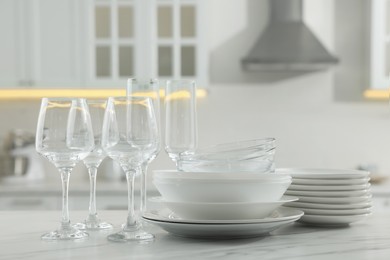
[142,207,304,239]
[285,201,372,210]
[295,194,372,204]
[291,177,370,185]
[298,213,371,226]
[285,189,370,197]
[286,206,371,216]
[278,168,370,179]
[289,183,370,191]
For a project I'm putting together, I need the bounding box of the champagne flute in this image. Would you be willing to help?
[126,78,161,213]
[74,99,113,230]
[102,96,158,242]
[35,97,94,240]
[164,80,198,163]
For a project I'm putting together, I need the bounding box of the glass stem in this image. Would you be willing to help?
[60,168,72,230]
[88,166,98,217]
[125,169,137,230]
[140,162,148,213]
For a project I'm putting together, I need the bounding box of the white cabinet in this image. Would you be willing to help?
[0,0,86,88]
[370,0,390,89]
[0,0,29,87]
[0,196,58,210]
[0,0,208,89]
[371,196,390,213]
[88,0,208,87]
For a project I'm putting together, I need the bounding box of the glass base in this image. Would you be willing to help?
[107,230,154,242]
[73,221,113,231]
[41,226,88,241]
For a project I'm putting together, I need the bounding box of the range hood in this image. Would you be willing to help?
[242,0,339,71]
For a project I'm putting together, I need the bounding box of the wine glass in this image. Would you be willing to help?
[35,97,94,240]
[126,78,161,213]
[102,96,158,242]
[164,80,198,163]
[74,99,113,230]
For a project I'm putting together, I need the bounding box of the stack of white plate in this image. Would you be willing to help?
[279,168,372,227]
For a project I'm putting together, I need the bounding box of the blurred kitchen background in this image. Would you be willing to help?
[0,0,390,210]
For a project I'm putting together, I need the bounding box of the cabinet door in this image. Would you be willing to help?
[0,0,85,88]
[33,0,85,88]
[0,0,23,88]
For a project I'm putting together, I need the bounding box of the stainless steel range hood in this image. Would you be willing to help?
[242,0,339,71]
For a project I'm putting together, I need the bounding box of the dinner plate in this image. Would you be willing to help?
[142,207,304,239]
[150,196,298,220]
[285,189,370,197]
[291,177,370,185]
[295,194,372,204]
[298,213,371,226]
[286,206,371,216]
[142,206,303,224]
[285,201,372,210]
[278,168,370,179]
[288,183,370,191]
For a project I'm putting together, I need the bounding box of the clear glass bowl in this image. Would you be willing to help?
[180,138,275,160]
[177,158,275,172]
[176,138,276,172]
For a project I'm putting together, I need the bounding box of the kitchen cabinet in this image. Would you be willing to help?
[0,180,160,211]
[89,0,208,87]
[0,0,86,88]
[370,0,390,89]
[0,193,130,211]
[371,197,390,212]
[0,0,208,89]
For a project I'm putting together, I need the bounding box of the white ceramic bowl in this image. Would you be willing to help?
[153,171,291,203]
[153,170,291,182]
[151,196,298,220]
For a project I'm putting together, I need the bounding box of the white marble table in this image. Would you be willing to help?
[0,211,389,260]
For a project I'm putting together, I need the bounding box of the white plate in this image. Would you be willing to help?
[286,206,371,216]
[298,213,371,226]
[285,201,372,210]
[150,196,298,220]
[292,177,370,185]
[278,168,370,179]
[289,183,370,191]
[142,207,304,239]
[142,206,303,224]
[296,194,372,204]
[285,189,370,197]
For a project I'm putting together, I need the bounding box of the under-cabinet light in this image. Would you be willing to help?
[363,89,389,100]
[0,88,208,100]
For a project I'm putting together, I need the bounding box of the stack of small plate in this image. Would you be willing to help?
[279,168,372,227]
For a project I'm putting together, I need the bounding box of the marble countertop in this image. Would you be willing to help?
[1,210,389,260]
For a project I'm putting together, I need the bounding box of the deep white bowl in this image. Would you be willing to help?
[150,196,298,220]
[153,170,291,182]
[153,171,291,203]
